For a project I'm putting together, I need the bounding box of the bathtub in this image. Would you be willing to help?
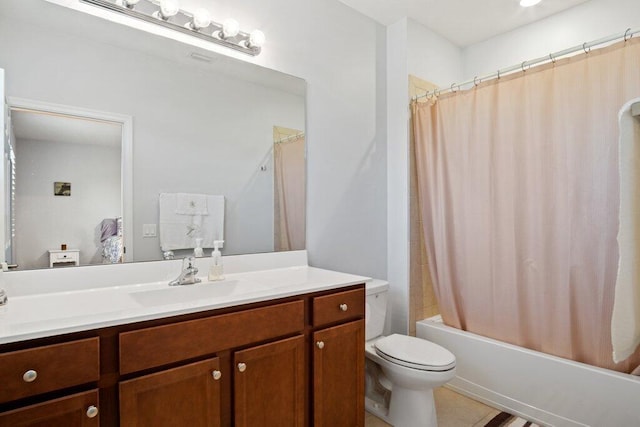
[416,316,640,427]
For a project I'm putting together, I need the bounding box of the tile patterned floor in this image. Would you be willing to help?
[365,387,501,427]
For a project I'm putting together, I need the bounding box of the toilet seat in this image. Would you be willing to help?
[374,334,456,372]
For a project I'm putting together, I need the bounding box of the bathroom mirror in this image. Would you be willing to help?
[0,0,306,270]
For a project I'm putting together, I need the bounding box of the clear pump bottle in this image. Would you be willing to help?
[208,240,225,281]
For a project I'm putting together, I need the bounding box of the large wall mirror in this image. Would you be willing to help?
[0,0,306,271]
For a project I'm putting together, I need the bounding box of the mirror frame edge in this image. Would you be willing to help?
[4,96,134,268]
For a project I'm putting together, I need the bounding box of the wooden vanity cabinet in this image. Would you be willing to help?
[119,358,222,427]
[234,335,305,427]
[311,288,366,427]
[0,390,100,427]
[0,338,100,427]
[0,284,365,427]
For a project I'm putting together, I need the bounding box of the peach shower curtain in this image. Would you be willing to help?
[274,136,306,251]
[412,38,640,372]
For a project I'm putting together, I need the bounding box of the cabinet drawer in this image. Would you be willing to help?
[0,389,99,427]
[0,338,100,404]
[312,288,365,327]
[120,300,304,374]
[53,252,77,261]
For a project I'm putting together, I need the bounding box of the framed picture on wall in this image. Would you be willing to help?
[54,182,71,196]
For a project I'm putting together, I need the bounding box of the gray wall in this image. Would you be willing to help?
[14,138,121,269]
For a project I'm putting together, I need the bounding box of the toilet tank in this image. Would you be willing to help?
[365,280,389,341]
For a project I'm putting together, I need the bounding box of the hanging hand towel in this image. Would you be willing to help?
[175,193,208,216]
[612,98,640,363]
[159,193,225,251]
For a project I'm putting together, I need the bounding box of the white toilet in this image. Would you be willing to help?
[365,280,456,427]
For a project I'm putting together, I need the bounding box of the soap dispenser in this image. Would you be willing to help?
[208,240,225,281]
[194,238,204,258]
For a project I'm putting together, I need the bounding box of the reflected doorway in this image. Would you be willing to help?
[6,99,131,270]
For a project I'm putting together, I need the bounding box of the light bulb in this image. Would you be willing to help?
[248,29,265,48]
[159,0,180,18]
[221,18,240,39]
[191,8,211,30]
[519,0,541,7]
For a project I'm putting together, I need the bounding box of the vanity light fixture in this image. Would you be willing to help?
[221,18,240,39]
[190,8,212,30]
[520,0,542,7]
[82,0,265,56]
[154,0,180,20]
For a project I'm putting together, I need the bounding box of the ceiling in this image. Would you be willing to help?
[11,110,122,148]
[338,0,591,46]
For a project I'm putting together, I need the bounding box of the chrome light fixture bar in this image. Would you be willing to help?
[80,0,265,56]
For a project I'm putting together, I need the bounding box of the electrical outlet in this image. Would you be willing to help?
[143,224,157,238]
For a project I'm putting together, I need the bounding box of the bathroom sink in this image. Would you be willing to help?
[129,279,269,307]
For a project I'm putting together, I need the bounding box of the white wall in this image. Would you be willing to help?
[407,19,464,87]
[24,0,388,279]
[0,13,305,262]
[463,0,640,79]
[14,138,121,269]
[386,18,410,334]
[385,18,464,333]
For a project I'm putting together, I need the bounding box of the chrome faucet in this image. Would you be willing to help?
[169,257,201,286]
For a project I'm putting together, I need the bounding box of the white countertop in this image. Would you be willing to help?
[0,265,369,344]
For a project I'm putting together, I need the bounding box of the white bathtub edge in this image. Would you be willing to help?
[417,317,640,427]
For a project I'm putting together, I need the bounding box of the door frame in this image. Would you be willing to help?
[6,96,134,262]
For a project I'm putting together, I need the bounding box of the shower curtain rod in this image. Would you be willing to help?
[275,132,305,144]
[414,27,640,101]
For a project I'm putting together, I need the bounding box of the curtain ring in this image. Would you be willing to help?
[521,61,530,72]
[549,53,556,64]
[473,76,479,87]
[497,70,501,79]
[624,28,632,42]
[582,42,591,54]
[451,83,458,92]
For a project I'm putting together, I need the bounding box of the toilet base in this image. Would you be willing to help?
[388,387,437,427]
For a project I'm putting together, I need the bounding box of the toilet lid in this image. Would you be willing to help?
[374,334,456,372]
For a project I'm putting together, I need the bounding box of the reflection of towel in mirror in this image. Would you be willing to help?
[100,218,118,243]
[100,217,124,263]
[159,193,225,250]
[102,235,123,263]
[176,193,208,215]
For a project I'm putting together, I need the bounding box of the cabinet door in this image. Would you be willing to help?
[313,319,364,427]
[119,358,221,427]
[234,335,305,427]
[0,389,99,427]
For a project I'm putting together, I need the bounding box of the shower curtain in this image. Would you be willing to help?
[274,136,306,251]
[412,38,640,372]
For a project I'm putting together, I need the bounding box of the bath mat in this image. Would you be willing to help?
[484,412,541,427]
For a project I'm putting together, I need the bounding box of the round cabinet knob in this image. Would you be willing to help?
[22,370,37,383]
[316,341,325,349]
[237,362,246,373]
[86,405,99,419]
[339,303,348,312]
[212,370,222,380]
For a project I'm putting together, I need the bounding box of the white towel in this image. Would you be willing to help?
[612,98,640,363]
[176,193,208,216]
[159,193,225,251]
